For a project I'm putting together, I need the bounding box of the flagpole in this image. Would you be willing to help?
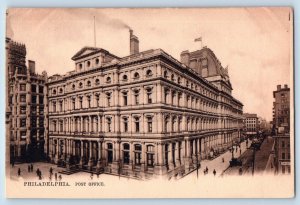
[94,16,96,47]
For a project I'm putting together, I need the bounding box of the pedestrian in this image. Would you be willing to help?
[206,166,208,173]
[97,173,99,178]
[90,173,93,180]
[58,175,62,181]
[30,164,33,172]
[49,167,53,175]
[49,175,52,181]
[55,173,58,181]
[222,157,224,163]
[213,169,216,176]
[203,170,206,175]
[11,159,15,168]
[36,168,40,176]
[28,165,31,172]
[17,168,21,176]
[239,167,243,175]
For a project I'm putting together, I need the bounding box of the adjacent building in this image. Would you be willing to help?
[243,113,258,137]
[272,84,291,175]
[6,38,48,162]
[45,30,244,179]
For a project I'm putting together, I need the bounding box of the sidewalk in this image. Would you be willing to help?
[182,140,249,179]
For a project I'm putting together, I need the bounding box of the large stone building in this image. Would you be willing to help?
[272,84,291,175]
[6,38,48,162]
[243,113,258,137]
[45,31,243,179]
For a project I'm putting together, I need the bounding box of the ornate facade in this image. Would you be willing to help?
[6,38,48,162]
[46,32,243,179]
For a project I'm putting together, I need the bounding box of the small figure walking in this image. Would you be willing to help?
[222,157,225,163]
[97,173,100,179]
[58,175,62,181]
[28,165,31,172]
[36,168,40,176]
[213,169,216,176]
[30,164,33,172]
[18,168,21,176]
[55,173,58,181]
[205,166,208,173]
[49,167,53,175]
[239,167,243,175]
[90,173,93,180]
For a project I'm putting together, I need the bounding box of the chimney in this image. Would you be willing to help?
[284,84,288,89]
[277,85,281,91]
[28,60,35,74]
[129,29,139,55]
[180,50,190,66]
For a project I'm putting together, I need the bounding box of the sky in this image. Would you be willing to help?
[6,8,292,121]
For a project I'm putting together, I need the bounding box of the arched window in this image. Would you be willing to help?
[52,89,57,95]
[147,145,155,167]
[123,143,130,164]
[134,72,140,79]
[87,80,91,87]
[134,117,140,132]
[79,82,83,88]
[87,61,91,67]
[122,74,128,81]
[107,143,113,163]
[106,117,112,132]
[95,78,100,85]
[164,70,168,78]
[178,77,181,84]
[59,88,63,94]
[171,74,175,81]
[134,144,142,165]
[79,63,82,70]
[146,69,153,77]
[72,84,75,90]
[106,76,111,83]
[95,58,100,64]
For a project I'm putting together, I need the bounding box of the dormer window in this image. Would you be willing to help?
[178,77,181,84]
[171,74,175,81]
[146,69,153,77]
[106,77,111,83]
[164,70,168,78]
[95,79,100,85]
[79,63,83,70]
[72,84,75,90]
[95,58,100,64]
[134,72,140,79]
[87,61,91,67]
[87,80,91,87]
[79,82,83,88]
[59,88,63,94]
[52,89,57,95]
[122,75,128,81]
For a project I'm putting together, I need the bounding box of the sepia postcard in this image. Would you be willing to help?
[5,7,294,198]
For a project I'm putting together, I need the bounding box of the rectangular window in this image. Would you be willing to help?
[282,153,285,159]
[20,119,26,127]
[148,121,152,133]
[39,96,44,104]
[20,95,26,103]
[20,106,26,114]
[20,84,26,91]
[124,120,128,132]
[123,94,128,106]
[31,84,36,93]
[39,86,44,94]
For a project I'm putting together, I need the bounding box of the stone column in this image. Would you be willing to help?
[167,143,174,170]
[79,140,84,168]
[88,141,93,170]
[175,141,180,166]
[96,141,102,172]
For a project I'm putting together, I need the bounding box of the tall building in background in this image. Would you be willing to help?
[243,113,258,137]
[6,38,48,163]
[46,31,244,179]
[273,84,291,174]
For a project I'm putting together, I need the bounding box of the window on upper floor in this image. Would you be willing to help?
[95,78,100,85]
[134,72,140,79]
[122,74,128,81]
[134,90,139,105]
[147,116,153,133]
[95,58,100,65]
[106,76,111,83]
[123,92,128,106]
[164,70,168,78]
[87,81,91,87]
[146,69,153,77]
[134,117,140,133]
[146,88,153,104]
[79,82,83,88]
